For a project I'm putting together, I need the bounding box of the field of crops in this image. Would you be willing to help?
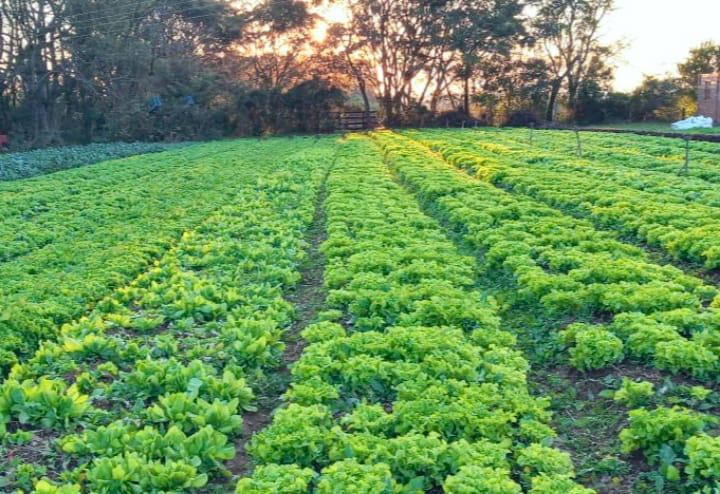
[0,142,191,182]
[1,130,720,493]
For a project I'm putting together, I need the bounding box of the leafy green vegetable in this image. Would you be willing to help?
[316,460,406,494]
[0,141,191,182]
[620,406,714,459]
[236,136,575,492]
[444,466,521,494]
[516,443,575,480]
[0,137,337,491]
[613,378,655,408]
[564,326,624,371]
[236,464,316,493]
[685,435,720,480]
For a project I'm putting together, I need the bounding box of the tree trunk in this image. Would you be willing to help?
[546,79,562,122]
[567,76,580,120]
[382,92,395,127]
[382,76,401,127]
[359,80,370,113]
[463,76,470,116]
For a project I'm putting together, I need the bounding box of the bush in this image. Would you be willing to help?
[504,110,540,128]
[430,110,485,129]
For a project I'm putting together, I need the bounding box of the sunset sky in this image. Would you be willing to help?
[594,0,718,91]
[318,0,720,93]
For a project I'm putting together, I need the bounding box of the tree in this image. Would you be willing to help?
[533,0,617,121]
[335,0,528,125]
[0,0,627,142]
[446,0,527,116]
[339,0,442,125]
[678,41,720,90]
[476,54,551,124]
[0,0,246,145]
[574,82,630,124]
[629,75,694,122]
[326,22,374,113]
[284,77,346,133]
[0,0,67,145]
[64,0,244,141]
[233,0,349,135]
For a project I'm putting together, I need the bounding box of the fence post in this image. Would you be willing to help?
[681,138,690,175]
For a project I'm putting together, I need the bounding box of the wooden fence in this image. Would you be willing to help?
[330,111,379,132]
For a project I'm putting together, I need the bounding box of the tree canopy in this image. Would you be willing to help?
[678,41,720,89]
[0,0,625,146]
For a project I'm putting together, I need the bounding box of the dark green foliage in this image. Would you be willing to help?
[0,142,190,181]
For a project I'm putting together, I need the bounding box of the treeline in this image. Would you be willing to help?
[0,0,714,147]
[623,42,720,123]
[0,0,343,146]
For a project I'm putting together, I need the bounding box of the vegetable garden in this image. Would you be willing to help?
[1,130,720,493]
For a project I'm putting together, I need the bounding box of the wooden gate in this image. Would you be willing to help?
[332,111,379,131]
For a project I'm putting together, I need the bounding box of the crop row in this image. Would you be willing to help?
[237,137,592,493]
[0,141,191,182]
[374,132,720,380]
[404,129,720,270]
[0,141,335,493]
[562,131,720,182]
[0,139,317,370]
[509,129,720,184]
[0,144,215,222]
[0,141,264,262]
[431,128,720,208]
[374,131,720,488]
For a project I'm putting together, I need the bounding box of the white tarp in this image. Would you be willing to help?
[671,115,714,130]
